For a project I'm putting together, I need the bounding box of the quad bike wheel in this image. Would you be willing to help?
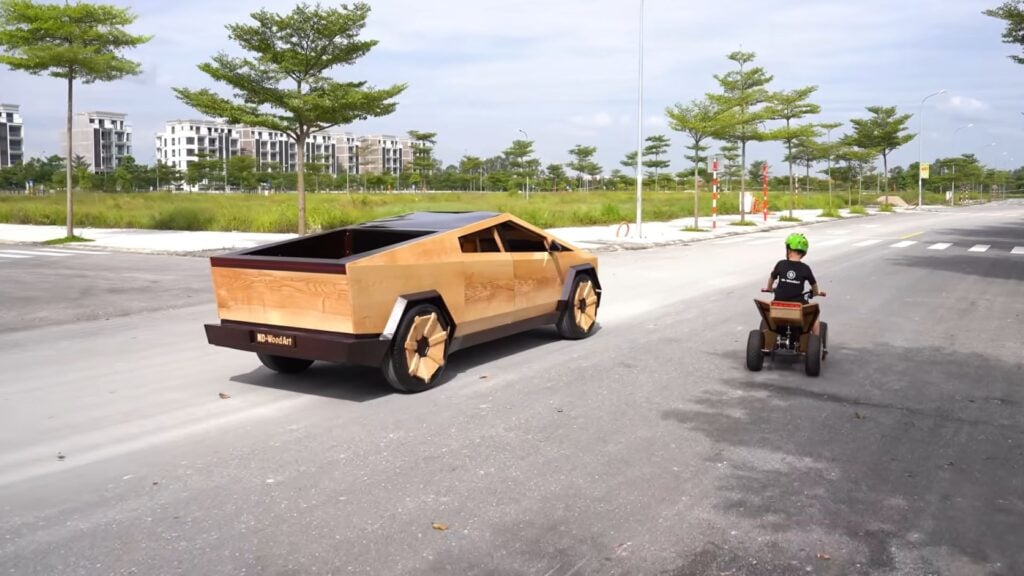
[746,329,764,371]
[805,333,822,377]
[382,303,450,393]
[819,322,829,360]
[556,273,599,339]
[258,353,314,374]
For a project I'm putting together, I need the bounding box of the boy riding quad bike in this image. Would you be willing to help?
[746,233,829,376]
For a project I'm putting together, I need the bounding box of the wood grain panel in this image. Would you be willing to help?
[211,267,353,333]
[511,253,562,321]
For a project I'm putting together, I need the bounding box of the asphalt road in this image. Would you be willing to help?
[1,202,1022,575]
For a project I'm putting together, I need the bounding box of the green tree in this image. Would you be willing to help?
[567,145,600,190]
[642,135,671,191]
[985,1,1024,64]
[173,2,405,234]
[407,130,437,189]
[708,50,775,221]
[459,155,484,191]
[503,139,535,194]
[847,106,915,201]
[620,150,639,177]
[70,154,92,190]
[718,142,741,192]
[227,155,258,191]
[765,86,821,217]
[546,163,567,191]
[666,98,727,228]
[112,154,143,191]
[0,0,150,237]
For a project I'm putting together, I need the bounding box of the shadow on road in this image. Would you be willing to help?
[659,343,1024,575]
[888,250,1024,282]
[229,326,576,401]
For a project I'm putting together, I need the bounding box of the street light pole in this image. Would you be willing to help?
[918,89,946,208]
[950,123,973,206]
[635,0,644,238]
[518,128,529,200]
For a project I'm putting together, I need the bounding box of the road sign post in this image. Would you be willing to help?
[712,158,719,230]
[762,163,769,222]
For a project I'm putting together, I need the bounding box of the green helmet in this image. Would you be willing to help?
[785,233,809,253]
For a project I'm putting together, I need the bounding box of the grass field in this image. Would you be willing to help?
[0,188,949,233]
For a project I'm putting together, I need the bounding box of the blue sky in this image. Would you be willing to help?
[3,0,1024,175]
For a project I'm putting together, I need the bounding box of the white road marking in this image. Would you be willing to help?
[0,252,31,259]
[890,240,918,248]
[1012,246,1024,255]
[0,249,69,257]
[35,247,109,255]
[749,237,784,245]
[854,239,883,247]
[968,245,990,253]
[928,243,953,250]
[715,236,761,244]
[815,238,847,247]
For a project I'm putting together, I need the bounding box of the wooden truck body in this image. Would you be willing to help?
[204,211,602,392]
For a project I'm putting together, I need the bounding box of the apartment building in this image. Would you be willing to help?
[335,132,360,175]
[155,120,240,172]
[0,104,24,168]
[357,134,414,176]
[60,111,132,173]
[236,127,338,175]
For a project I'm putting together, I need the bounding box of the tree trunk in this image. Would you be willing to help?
[297,134,306,235]
[66,76,74,238]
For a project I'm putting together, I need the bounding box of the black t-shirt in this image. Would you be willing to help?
[771,259,816,302]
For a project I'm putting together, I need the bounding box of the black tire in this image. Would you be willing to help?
[382,303,451,393]
[746,329,764,371]
[257,353,314,374]
[556,273,599,339]
[819,321,829,359]
[805,334,822,377]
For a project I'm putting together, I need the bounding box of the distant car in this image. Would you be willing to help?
[204,211,602,392]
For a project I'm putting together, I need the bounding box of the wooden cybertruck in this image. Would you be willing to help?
[746,290,827,377]
[204,211,602,392]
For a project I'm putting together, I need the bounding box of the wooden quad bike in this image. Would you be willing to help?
[746,290,828,377]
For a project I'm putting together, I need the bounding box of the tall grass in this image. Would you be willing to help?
[0,189,873,233]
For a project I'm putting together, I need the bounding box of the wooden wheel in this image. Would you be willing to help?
[557,273,599,339]
[383,303,451,393]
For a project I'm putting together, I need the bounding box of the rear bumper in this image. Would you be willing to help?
[204,321,390,367]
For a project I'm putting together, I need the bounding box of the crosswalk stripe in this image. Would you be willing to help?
[968,245,990,253]
[854,239,883,247]
[0,249,69,257]
[0,253,31,259]
[890,240,917,248]
[34,247,109,255]
[816,238,847,247]
[928,243,953,250]
[1012,247,1024,255]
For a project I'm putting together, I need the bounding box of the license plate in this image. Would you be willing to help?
[253,331,296,348]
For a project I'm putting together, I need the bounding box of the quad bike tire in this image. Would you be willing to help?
[746,329,764,371]
[805,333,822,377]
[820,322,829,360]
[382,303,451,393]
[257,353,314,374]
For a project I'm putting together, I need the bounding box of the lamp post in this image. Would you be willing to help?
[949,124,973,205]
[634,0,644,238]
[918,89,947,208]
[518,128,530,200]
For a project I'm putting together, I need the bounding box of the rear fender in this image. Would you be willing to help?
[381,291,455,341]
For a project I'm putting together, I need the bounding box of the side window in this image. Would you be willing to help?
[458,227,502,253]
[496,222,549,252]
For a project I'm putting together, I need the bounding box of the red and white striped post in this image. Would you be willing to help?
[761,162,769,222]
[712,158,719,229]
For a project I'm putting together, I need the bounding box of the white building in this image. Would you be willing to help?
[155,120,240,173]
[236,127,337,175]
[0,103,24,168]
[61,111,132,173]
[357,134,414,176]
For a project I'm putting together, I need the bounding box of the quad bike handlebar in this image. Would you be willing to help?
[761,288,827,299]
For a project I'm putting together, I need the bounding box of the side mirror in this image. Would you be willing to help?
[548,240,564,252]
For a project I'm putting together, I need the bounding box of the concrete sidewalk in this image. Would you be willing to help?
[0,207,885,255]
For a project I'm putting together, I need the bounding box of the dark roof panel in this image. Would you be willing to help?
[352,211,501,232]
